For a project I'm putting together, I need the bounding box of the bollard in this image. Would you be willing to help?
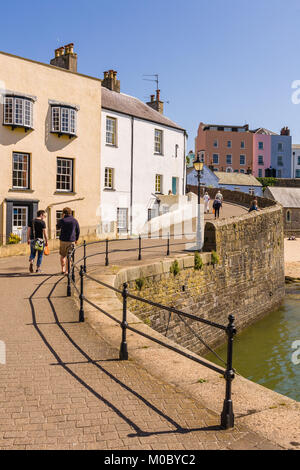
[79,265,84,322]
[105,239,109,266]
[138,235,142,260]
[83,240,87,273]
[67,253,71,297]
[221,314,236,429]
[167,232,170,256]
[119,282,129,360]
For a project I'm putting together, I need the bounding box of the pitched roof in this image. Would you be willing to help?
[216,172,262,187]
[251,127,278,135]
[101,87,185,131]
[265,187,300,207]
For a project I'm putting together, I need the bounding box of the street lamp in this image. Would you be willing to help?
[194,153,204,251]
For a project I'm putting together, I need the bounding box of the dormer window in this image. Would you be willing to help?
[50,103,77,137]
[3,96,33,130]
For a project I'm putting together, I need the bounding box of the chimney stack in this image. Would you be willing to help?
[146,89,164,114]
[280,126,290,136]
[101,70,120,93]
[50,43,77,72]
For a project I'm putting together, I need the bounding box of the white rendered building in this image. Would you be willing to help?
[100,73,187,235]
[292,144,300,178]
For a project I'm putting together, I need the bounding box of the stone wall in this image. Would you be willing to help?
[186,184,275,209]
[116,203,285,357]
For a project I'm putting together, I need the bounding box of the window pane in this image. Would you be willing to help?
[154,130,162,154]
[106,117,116,145]
[57,158,72,191]
[4,97,13,124]
[14,98,23,125]
[61,108,69,133]
[12,153,29,189]
[52,107,60,132]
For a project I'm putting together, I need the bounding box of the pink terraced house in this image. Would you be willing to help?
[252,128,273,178]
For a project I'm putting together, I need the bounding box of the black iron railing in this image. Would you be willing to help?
[65,236,236,429]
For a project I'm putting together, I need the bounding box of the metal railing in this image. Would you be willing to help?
[65,236,236,429]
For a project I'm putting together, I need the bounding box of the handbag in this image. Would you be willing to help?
[32,219,44,252]
[44,245,50,256]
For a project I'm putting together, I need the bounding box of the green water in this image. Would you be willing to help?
[206,286,300,402]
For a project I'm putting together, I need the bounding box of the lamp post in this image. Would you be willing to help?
[194,153,204,251]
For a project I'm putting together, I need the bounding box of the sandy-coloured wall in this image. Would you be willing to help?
[0,51,101,241]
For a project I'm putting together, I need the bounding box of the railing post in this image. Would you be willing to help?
[221,314,236,429]
[138,235,142,260]
[167,232,170,256]
[79,265,84,322]
[105,238,109,266]
[119,282,129,360]
[83,240,87,273]
[72,248,75,282]
[67,253,71,297]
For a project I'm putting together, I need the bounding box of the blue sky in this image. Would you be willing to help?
[1,0,300,149]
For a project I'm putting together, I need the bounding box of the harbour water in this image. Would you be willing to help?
[206,285,300,402]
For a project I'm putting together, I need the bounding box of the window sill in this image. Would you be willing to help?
[103,188,116,191]
[3,124,33,132]
[105,144,118,148]
[154,153,164,156]
[9,188,34,193]
[50,131,77,139]
[54,191,77,195]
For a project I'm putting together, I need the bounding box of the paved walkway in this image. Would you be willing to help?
[0,237,281,450]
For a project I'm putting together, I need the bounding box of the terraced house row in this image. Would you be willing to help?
[195,122,292,178]
[0,45,186,243]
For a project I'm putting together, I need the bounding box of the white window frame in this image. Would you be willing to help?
[277,155,283,166]
[240,154,246,165]
[212,154,219,164]
[4,96,33,128]
[227,140,232,148]
[51,106,77,136]
[12,152,30,189]
[117,208,128,232]
[154,129,163,154]
[226,154,232,165]
[241,140,245,149]
[56,157,73,192]
[258,155,264,165]
[104,167,114,189]
[106,116,117,146]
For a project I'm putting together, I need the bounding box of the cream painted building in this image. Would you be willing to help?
[0,46,101,244]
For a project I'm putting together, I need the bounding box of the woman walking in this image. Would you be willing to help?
[27,210,48,273]
[203,191,210,214]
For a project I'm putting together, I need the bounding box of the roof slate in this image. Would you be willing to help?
[216,171,262,186]
[101,87,185,131]
[265,187,300,207]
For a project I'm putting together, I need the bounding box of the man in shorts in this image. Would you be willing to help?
[56,207,80,274]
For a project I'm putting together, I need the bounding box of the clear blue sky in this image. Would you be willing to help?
[1,0,300,150]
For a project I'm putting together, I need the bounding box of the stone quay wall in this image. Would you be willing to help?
[186,184,275,209]
[115,203,285,356]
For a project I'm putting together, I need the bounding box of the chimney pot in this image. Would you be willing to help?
[50,44,77,72]
[150,94,155,102]
[156,89,160,101]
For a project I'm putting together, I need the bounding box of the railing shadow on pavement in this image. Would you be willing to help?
[27,273,222,438]
[67,236,237,430]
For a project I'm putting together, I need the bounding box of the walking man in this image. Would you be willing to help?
[57,207,80,274]
[27,210,48,273]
